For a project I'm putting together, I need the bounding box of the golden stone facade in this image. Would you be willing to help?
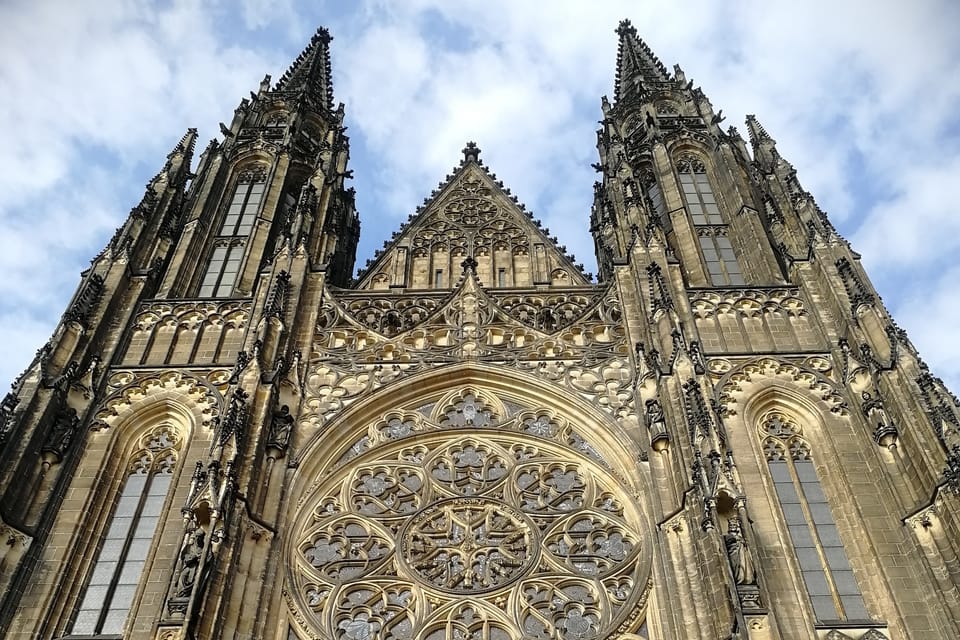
[1,20,959,640]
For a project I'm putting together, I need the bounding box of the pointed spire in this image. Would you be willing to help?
[745,114,782,171]
[157,127,197,189]
[274,27,335,111]
[170,127,198,160]
[614,19,671,105]
[745,114,775,147]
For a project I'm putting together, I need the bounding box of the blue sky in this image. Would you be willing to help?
[1,0,959,390]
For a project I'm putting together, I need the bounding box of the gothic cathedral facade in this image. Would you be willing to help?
[1,20,958,640]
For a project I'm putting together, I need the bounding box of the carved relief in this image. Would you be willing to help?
[122,300,251,366]
[92,370,221,432]
[288,422,650,640]
[689,287,822,354]
[714,357,847,417]
[304,282,636,431]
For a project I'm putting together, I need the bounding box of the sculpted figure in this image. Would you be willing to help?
[724,516,756,585]
[176,530,206,597]
[269,404,295,450]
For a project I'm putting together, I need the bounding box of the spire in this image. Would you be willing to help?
[274,27,335,111]
[745,114,775,147]
[157,127,198,187]
[172,127,198,158]
[745,114,778,170]
[614,19,671,105]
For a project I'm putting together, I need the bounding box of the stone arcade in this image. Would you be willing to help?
[1,19,959,640]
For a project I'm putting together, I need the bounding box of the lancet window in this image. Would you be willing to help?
[198,165,266,297]
[761,412,868,622]
[640,168,667,227]
[70,427,180,636]
[676,156,744,285]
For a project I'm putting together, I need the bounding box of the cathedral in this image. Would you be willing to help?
[1,19,959,640]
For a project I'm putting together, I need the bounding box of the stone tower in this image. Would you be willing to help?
[1,19,958,640]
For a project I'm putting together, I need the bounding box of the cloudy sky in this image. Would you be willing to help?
[1,0,958,390]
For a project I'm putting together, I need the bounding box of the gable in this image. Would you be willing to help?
[355,150,590,290]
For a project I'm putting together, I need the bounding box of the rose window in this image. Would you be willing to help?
[289,393,650,640]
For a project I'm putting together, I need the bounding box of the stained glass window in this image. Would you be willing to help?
[71,428,179,636]
[677,156,745,285]
[762,413,868,621]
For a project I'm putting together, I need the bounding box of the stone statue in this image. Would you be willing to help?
[42,406,80,461]
[176,530,206,597]
[644,399,665,430]
[724,516,756,585]
[268,404,295,451]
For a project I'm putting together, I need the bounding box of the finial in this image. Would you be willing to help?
[313,26,333,45]
[616,19,636,37]
[462,141,481,163]
[461,256,478,274]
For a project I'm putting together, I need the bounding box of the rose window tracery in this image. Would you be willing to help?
[289,388,650,640]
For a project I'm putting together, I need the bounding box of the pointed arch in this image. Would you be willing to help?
[285,363,653,640]
[717,358,873,624]
[672,151,744,285]
[58,371,220,636]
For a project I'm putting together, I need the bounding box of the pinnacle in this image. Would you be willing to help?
[169,127,198,160]
[614,19,670,104]
[745,114,774,146]
[274,26,335,111]
[616,19,637,37]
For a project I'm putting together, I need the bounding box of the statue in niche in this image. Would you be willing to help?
[268,404,295,451]
[41,406,80,461]
[176,529,206,597]
[644,399,665,429]
[724,516,756,585]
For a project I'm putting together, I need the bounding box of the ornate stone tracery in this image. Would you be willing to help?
[287,391,650,640]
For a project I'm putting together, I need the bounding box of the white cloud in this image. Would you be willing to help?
[0,0,958,393]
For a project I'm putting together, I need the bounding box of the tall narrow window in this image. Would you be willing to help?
[640,168,668,229]
[435,269,444,288]
[71,428,180,636]
[677,156,744,285]
[198,165,266,297]
[761,413,869,622]
[220,180,264,236]
[199,242,245,297]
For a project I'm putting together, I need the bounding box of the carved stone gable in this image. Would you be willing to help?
[357,160,590,290]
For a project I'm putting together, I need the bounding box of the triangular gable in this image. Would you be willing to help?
[355,143,591,290]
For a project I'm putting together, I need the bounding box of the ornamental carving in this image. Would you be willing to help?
[400,497,534,593]
[356,164,589,289]
[714,356,847,417]
[288,416,650,639]
[91,370,221,432]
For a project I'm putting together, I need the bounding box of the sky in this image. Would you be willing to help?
[0,0,959,391]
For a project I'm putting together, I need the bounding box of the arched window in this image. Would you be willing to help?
[198,164,267,297]
[676,156,744,285]
[70,427,180,636]
[760,412,868,621]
